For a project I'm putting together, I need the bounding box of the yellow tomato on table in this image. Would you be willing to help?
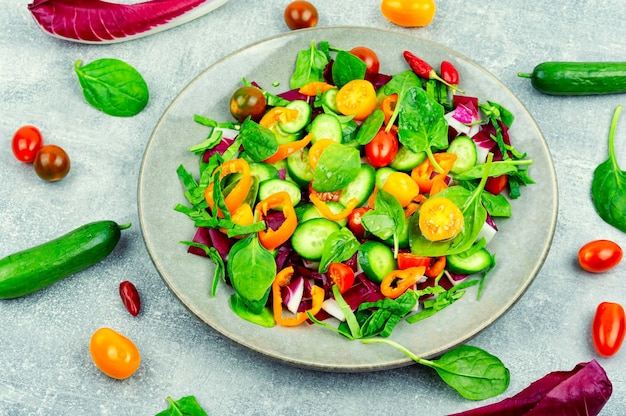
[89,327,140,380]
[381,0,436,27]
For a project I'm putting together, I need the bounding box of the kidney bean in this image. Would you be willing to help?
[119,280,141,316]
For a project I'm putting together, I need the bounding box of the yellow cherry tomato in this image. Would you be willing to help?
[418,196,464,241]
[335,79,377,121]
[381,0,436,28]
[89,327,141,380]
[382,171,420,207]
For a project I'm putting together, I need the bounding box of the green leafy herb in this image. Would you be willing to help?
[179,242,225,297]
[227,235,276,313]
[312,143,361,192]
[331,50,367,88]
[406,279,479,323]
[355,109,385,145]
[357,290,419,338]
[380,70,422,129]
[318,227,361,273]
[290,41,329,89]
[155,395,208,416]
[362,339,510,400]
[592,105,626,232]
[361,190,405,255]
[238,118,278,162]
[74,58,149,117]
[229,294,275,328]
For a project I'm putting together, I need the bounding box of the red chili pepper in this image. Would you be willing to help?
[119,280,141,317]
[403,51,460,91]
[440,60,459,86]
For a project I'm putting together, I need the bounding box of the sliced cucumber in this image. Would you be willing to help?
[258,178,302,207]
[299,202,348,227]
[321,89,339,113]
[339,164,376,207]
[309,113,343,143]
[390,145,427,171]
[357,241,397,284]
[249,162,279,183]
[446,247,493,274]
[448,136,477,174]
[291,218,341,260]
[268,123,300,145]
[375,166,397,190]
[279,100,312,134]
[286,147,314,188]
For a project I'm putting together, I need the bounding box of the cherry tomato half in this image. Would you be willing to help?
[349,46,380,74]
[365,128,399,168]
[578,240,623,273]
[485,175,509,195]
[11,125,43,163]
[335,79,377,121]
[33,144,70,182]
[381,0,436,28]
[229,86,267,122]
[592,302,625,357]
[89,327,141,379]
[348,207,371,239]
[328,262,355,294]
[284,1,319,30]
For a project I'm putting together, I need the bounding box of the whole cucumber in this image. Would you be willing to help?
[518,62,626,95]
[0,220,130,299]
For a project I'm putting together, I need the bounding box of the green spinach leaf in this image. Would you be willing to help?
[155,395,209,416]
[355,109,385,145]
[318,227,361,273]
[592,105,626,232]
[74,58,149,117]
[290,41,329,89]
[229,294,275,328]
[361,189,405,254]
[332,50,367,88]
[227,235,276,313]
[312,143,361,192]
[380,70,422,129]
[239,118,278,162]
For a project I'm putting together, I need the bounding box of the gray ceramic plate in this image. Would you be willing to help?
[138,27,558,372]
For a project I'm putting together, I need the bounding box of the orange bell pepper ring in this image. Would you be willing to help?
[263,133,313,164]
[259,106,299,128]
[308,138,335,169]
[411,153,457,194]
[309,193,359,221]
[380,93,398,125]
[298,81,336,96]
[204,158,252,217]
[255,191,298,250]
[380,266,426,299]
[272,267,325,326]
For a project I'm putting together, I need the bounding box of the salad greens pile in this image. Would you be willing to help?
[175,40,533,359]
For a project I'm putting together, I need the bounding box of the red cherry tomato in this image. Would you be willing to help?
[284,1,318,30]
[347,207,371,239]
[485,175,509,195]
[592,302,625,357]
[578,240,623,273]
[349,46,380,74]
[365,128,399,168]
[229,86,267,122]
[11,125,43,163]
[33,144,70,181]
[328,262,355,294]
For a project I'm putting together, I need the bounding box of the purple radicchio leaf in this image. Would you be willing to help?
[448,360,612,416]
[27,0,230,44]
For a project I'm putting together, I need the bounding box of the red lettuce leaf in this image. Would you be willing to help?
[28,0,229,44]
[448,360,612,416]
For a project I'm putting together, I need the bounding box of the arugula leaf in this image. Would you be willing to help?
[238,118,278,162]
[592,105,626,232]
[318,227,360,273]
[312,143,361,192]
[290,41,329,89]
[155,396,208,416]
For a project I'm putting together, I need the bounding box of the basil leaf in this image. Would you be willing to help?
[318,227,361,273]
[156,396,209,416]
[592,105,626,232]
[312,143,361,192]
[239,118,278,162]
[290,41,329,89]
[227,235,276,313]
[74,58,149,117]
[332,50,367,88]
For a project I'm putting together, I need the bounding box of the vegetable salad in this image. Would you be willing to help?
[175,40,534,339]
